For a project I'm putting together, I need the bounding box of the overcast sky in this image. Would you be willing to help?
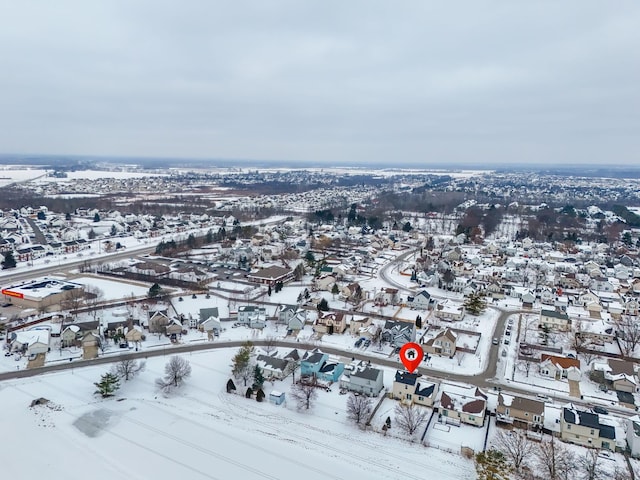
[0,1,638,167]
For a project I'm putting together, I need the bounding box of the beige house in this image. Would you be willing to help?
[423,328,457,358]
[561,406,615,450]
[81,332,100,360]
[392,371,439,407]
[539,309,571,331]
[496,393,544,430]
[148,310,170,334]
[349,316,372,336]
[315,312,347,334]
[439,384,487,427]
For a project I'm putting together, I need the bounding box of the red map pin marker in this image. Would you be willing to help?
[399,342,424,373]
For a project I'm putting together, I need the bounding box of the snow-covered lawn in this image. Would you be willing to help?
[1,349,475,479]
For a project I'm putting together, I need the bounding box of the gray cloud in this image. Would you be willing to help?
[0,0,638,166]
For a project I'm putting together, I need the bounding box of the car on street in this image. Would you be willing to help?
[492,338,499,345]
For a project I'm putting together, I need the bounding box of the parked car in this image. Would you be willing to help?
[593,406,609,415]
[492,338,499,345]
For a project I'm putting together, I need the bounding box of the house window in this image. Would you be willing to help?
[533,415,541,423]
[418,396,424,401]
[406,394,412,400]
[505,408,510,416]
[442,410,448,417]
[567,424,571,430]
[524,412,528,416]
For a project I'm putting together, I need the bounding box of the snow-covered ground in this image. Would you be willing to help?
[1,348,475,480]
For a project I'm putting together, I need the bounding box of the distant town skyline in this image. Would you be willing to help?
[1,1,639,166]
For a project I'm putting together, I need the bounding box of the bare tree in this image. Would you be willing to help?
[112,358,146,381]
[346,393,373,425]
[517,359,532,378]
[84,285,105,320]
[455,350,465,366]
[283,358,300,384]
[290,378,318,410]
[615,315,640,356]
[262,336,277,355]
[578,449,603,480]
[394,403,429,436]
[493,430,534,473]
[157,356,192,393]
[535,437,575,480]
[612,466,632,480]
[62,288,85,316]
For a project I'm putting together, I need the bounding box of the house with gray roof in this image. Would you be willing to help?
[561,405,615,450]
[339,362,384,396]
[392,370,439,407]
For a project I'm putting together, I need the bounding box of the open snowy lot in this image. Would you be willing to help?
[1,348,475,480]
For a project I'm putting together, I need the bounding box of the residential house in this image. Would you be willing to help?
[496,393,544,430]
[590,277,615,292]
[439,383,488,427]
[561,405,615,450]
[433,299,465,322]
[238,305,266,329]
[339,362,384,396]
[407,290,433,310]
[197,307,220,330]
[539,354,582,381]
[349,316,372,336]
[10,329,50,356]
[300,349,344,383]
[200,317,221,339]
[148,310,171,334]
[423,328,457,358]
[539,309,571,331]
[315,312,347,335]
[81,332,100,360]
[277,305,298,324]
[124,325,143,344]
[314,274,337,292]
[286,312,306,333]
[593,359,637,393]
[392,371,439,407]
[256,353,290,380]
[381,320,416,348]
[375,287,399,306]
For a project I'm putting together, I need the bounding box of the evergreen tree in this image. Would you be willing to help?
[317,298,330,311]
[256,388,265,402]
[1,251,17,269]
[226,378,236,393]
[110,224,117,236]
[93,212,101,222]
[252,365,265,390]
[87,228,96,239]
[148,283,162,298]
[94,372,120,398]
[245,387,253,398]
[416,315,422,329]
[464,292,487,316]
[232,342,254,386]
[331,283,340,299]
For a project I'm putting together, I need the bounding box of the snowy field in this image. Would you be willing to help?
[1,349,475,480]
[70,276,151,301]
